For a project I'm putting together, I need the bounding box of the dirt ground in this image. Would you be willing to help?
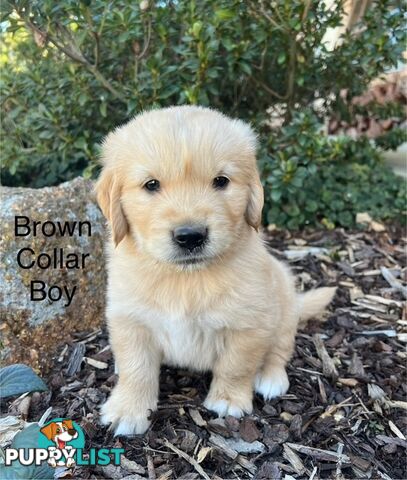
[5,226,407,480]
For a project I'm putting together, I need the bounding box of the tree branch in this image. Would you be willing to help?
[250,76,288,101]
[136,18,152,61]
[19,14,126,103]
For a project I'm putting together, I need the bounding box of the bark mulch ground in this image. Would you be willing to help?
[5,227,407,480]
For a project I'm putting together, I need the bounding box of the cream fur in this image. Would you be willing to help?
[96,106,335,436]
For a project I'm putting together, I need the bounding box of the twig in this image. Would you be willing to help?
[258,0,288,31]
[312,334,338,379]
[286,442,351,464]
[92,31,100,67]
[353,391,372,416]
[301,0,312,22]
[296,367,324,376]
[285,35,297,122]
[134,18,152,81]
[321,395,353,419]
[388,420,406,440]
[377,471,393,480]
[381,267,407,298]
[136,18,152,60]
[359,329,397,337]
[208,434,238,459]
[317,376,327,403]
[309,466,318,480]
[335,443,344,479]
[17,11,126,102]
[146,454,156,480]
[38,407,53,427]
[163,439,211,480]
[250,76,288,100]
[236,455,257,475]
[283,444,306,475]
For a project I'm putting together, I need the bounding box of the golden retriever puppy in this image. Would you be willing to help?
[96,106,335,435]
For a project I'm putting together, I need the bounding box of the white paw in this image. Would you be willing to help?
[255,369,289,400]
[100,398,151,436]
[114,416,151,436]
[203,397,252,418]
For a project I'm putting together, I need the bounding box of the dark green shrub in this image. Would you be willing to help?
[0,0,405,227]
[261,111,406,229]
[375,128,406,150]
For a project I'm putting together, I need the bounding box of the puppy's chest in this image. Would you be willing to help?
[144,308,223,370]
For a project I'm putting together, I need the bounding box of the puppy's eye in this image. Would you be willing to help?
[144,179,160,192]
[56,428,60,433]
[213,176,230,189]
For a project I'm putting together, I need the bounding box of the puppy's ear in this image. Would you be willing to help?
[40,423,56,440]
[245,171,264,230]
[95,168,129,246]
[63,419,74,430]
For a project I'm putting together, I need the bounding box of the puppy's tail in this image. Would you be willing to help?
[298,287,336,326]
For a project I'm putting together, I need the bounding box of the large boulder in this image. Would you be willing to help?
[0,177,107,371]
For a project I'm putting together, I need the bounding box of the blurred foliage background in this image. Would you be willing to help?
[0,0,405,228]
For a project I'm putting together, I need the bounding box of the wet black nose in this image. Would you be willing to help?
[173,225,208,251]
[68,429,76,436]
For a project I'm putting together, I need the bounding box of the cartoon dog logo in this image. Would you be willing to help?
[40,419,78,467]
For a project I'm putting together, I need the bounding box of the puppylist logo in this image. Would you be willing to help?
[5,418,123,469]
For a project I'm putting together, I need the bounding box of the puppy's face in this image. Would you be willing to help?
[96,107,263,270]
[40,420,78,446]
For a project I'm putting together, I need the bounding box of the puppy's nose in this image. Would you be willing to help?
[68,429,76,436]
[173,225,208,251]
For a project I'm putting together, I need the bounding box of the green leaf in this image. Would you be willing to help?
[305,200,318,212]
[78,93,87,106]
[285,203,300,217]
[296,76,305,86]
[192,21,203,37]
[271,189,282,202]
[74,137,87,149]
[214,9,235,21]
[239,62,251,75]
[0,364,47,399]
[99,102,107,117]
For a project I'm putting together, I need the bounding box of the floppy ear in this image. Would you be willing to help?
[95,168,129,246]
[40,423,56,440]
[245,171,264,230]
[63,419,74,430]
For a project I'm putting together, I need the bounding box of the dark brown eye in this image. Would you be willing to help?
[213,176,229,189]
[144,179,160,192]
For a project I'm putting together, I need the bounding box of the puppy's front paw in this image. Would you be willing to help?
[100,388,154,436]
[203,394,253,418]
[255,368,289,400]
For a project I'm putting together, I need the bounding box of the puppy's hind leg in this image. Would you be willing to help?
[254,331,295,401]
[254,351,290,401]
[100,320,160,436]
[204,329,269,418]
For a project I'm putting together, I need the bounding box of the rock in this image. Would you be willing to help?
[0,177,106,372]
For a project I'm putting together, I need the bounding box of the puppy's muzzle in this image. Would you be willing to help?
[172,225,208,252]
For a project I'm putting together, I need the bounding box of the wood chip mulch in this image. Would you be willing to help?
[6,226,407,479]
